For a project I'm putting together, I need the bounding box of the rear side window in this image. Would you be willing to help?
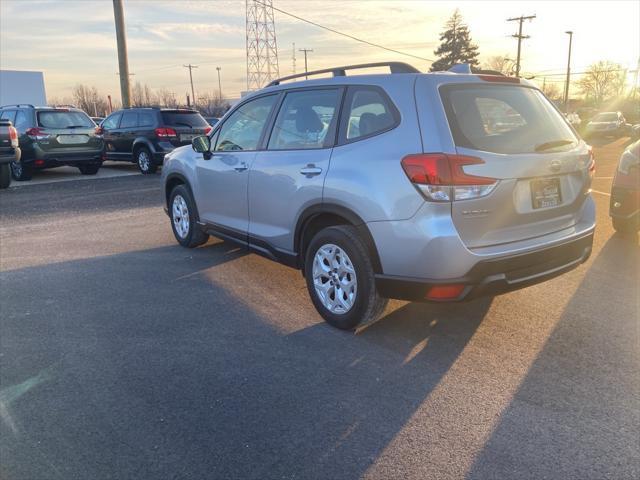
[343,87,398,141]
[440,84,578,154]
[215,95,278,152]
[138,112,155,127]
[103,112,122,129]
[161,111,207,127]
[14,110,30,129]
[120,112,138,129]
[37,110,93,128]
[268,89,340,150]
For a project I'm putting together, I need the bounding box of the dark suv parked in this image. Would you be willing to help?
[0,104,103,181]
[100,107,210,174]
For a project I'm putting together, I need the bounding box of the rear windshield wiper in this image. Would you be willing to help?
[534,139,574,152]
[65,125,89,129]
[172,121,193,128]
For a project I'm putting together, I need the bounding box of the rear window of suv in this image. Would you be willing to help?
[440,84,578,154]
[37,110,93,129]
[161,111,207,127]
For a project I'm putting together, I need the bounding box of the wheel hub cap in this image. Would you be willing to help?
[312,243,357,314]
[139,151,150,170]
[172,195,190,239]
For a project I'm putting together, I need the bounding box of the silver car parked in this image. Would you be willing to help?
[162,62,596,330]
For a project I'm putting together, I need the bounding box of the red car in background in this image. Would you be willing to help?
[610,139,640,233]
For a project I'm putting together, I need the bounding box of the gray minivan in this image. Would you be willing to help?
[161,62,596,330]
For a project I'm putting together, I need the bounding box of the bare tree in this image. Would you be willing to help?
[577,60,626,105]
[483,55,515,75]
[197,92,230,117]
[541,81,562,101]
[130,81,158,107]
[156,88,178,108]
[71,85,110,116]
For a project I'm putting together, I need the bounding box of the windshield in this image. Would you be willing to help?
[592,113,618,122]
[37,110,94,129]
[161,111,207,127]
[440,84,578,154]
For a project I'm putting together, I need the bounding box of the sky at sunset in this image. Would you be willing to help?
[1,0,638,102]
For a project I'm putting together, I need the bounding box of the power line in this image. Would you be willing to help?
[507,14,536,78]
[254,0,433,64]
[183,64,198,106]
[299,48,313,79]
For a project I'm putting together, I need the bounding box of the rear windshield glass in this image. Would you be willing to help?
[161,111,207,127]
[37,110,93,129]
[440,84,578,154]
[592,113,617,122]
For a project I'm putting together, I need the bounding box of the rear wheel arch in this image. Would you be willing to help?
[296,204,383,274]
[132,138,154,155]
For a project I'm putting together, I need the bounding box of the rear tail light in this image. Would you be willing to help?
[478,74,520,84]
[204,126,212,135]
[8,126,18,141]
[426,284,466,300]
[401,154,498,202]
[25,127,50,140]
[155,127,177,138]
[95,126,104,135]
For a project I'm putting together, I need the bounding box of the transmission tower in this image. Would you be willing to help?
[246,0,280,90]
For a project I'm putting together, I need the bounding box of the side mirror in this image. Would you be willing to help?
[192,135,212,159]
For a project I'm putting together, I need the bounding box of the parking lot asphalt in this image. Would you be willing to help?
[0,139,638,480]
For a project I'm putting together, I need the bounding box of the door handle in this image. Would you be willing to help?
[234,163,248,172]
[300,165,322,177]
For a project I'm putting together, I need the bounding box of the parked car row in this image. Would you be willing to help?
[0,104,215,181]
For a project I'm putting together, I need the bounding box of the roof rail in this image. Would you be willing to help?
[52,104,78,109]
[0,104,35,109]
[266,61,420,87]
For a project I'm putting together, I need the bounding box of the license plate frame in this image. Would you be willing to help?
[531,177,562,209]
[57,134,89,145]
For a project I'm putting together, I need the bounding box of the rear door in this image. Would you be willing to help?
[248,87,342,252]
[117,111,138,155]
[102,112,123,158]
[436,81,592,248]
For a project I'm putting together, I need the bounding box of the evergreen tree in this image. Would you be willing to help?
[430,10,480,72]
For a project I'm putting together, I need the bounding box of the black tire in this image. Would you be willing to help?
[168,184,209,248]
[135,146,157,174]
[304,225,388,330]
[10,162,32,181]
[78,162,101,175]
[0,164,11,189]
[613,217,640,234]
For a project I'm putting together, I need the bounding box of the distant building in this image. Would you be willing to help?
[0,70,47,106]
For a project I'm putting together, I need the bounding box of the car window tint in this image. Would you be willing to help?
[138,112,154,127]
[103,113,122,130]
[14,110,30,130]
[37,111,93,128]
[161,111,207,127]
[1,110,17,123]
[120,112,138,129]
[268,89,340,150]
[345,88,396,140]
[215,95,277,152]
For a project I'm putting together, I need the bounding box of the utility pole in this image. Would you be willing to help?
[183,64,198,106]
[112,0,132,107]
[507,14,536,78]
[563,31,573,112]
[216,67,222,100]
[299,48,313,79]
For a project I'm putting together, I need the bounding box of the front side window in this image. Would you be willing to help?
[268,89,340,150]
[345,88,397,140]
[37,110,93,128]
[441,84,578,154]
[215,95,277,152]
[120,112,138,129]
[102,112,122,130]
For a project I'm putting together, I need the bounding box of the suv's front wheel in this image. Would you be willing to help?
[304,225,388,330]
[169,185,209,248]
[136,146,157,174]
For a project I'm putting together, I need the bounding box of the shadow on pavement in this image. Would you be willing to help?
[466,234,640,479]
[0,238,491,479]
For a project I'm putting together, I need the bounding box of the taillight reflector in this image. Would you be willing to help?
[25,127,49,140]
[8,126,18,141]
[204,126,212,135]
[401,154,496,186]
[426,284,466,300]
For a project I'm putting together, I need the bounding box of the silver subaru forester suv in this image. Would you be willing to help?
[162,62,595,330]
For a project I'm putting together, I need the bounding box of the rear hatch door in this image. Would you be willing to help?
[160,110,210,147]
[35,109,102,153]
[439,82,593,249]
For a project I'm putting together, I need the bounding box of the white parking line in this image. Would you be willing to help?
[591,189,611,197]
[8,162,140,188]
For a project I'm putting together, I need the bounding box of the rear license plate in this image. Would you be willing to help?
[57,134,89,144]
[180,134,196,142]
[531,177,562,209]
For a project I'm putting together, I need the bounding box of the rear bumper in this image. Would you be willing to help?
[22,150,102,167]
[376,230,594,302]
